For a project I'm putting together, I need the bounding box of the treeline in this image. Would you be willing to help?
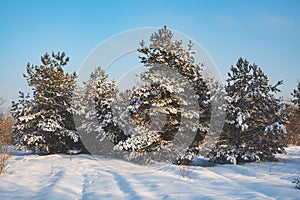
[287,84,300,145]
[4,26,300,165]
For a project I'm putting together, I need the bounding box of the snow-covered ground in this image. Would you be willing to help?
[0,146,299,200]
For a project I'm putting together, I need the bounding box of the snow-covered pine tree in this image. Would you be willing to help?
[11,52,84,153]
[11,92,36,148]
[73,67,128,155]
[93,68,128,145]
[111,88,137,141]
[291,82,300,112]
[209,58,287,164]
[115,26,211,163]
[198,79,228,157]
[72,73,99,154]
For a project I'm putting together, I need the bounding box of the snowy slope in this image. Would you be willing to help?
[0,146,299,200]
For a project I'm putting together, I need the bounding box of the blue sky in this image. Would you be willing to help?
[0,0,299,108]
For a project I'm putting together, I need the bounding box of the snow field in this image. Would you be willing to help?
[0,146,299,199]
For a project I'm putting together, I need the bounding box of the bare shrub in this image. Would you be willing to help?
[0,118,14,145]
[286,104,300,145]
[0,98,14,175]
[0,98,14,145]
[178,165,191,179]
[0,145,12,175]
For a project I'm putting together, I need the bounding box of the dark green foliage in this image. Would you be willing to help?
[11,52,85,154]
[209,58,287,164]
[292,178,300,189]
[72,67,128,155]
[116,26,211,162]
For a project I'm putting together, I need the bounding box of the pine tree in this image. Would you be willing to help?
[209,58,287,164]
[73,67,128,155]
[291,82,300,112]
[11,52,84,153]
[93,68,128,145]
[112,88,137,138]
[115,26,211,163]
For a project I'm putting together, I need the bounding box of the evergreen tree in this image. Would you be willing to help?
[73,67,128,155]
[291,82,300,112]
[112,88,137,138]
[209,58,287,164]
[11,52,84,153]
[93,68,128,144]
[115,26,211,163]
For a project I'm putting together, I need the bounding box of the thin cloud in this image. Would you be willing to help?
[264,16,291,27]
[215,15,240,27]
